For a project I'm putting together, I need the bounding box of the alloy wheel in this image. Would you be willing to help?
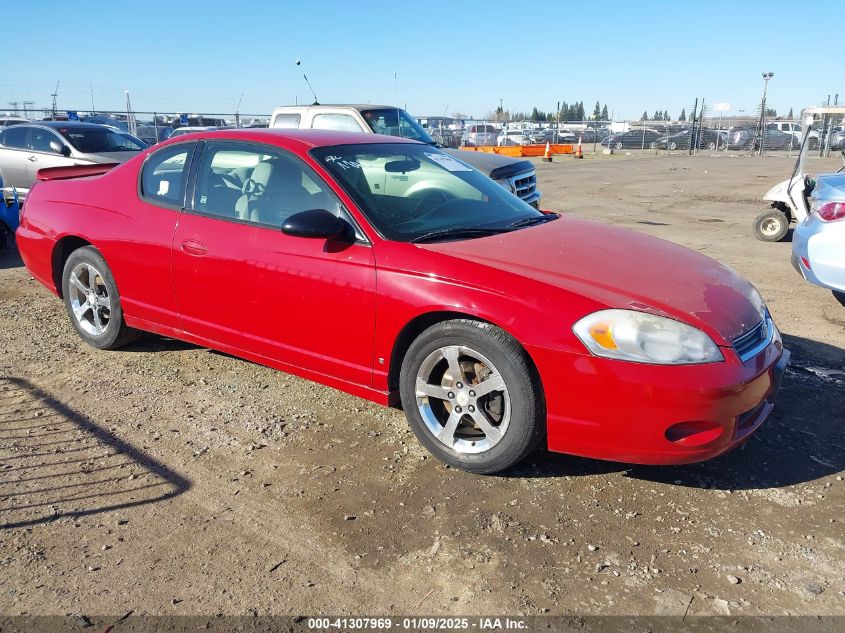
[68,263,111,336]
[414,345,510,454]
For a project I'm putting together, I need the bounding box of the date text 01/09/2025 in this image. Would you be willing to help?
[306,617,528,630]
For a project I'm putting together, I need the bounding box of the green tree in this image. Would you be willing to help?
[577,101,585,121]
[765,107,777,117]
[663,109,669,121]
[678,108,686,121]
[787,107,794,119]
[592,101,601,119]
[530,107,541,122]
[601,104,608,120]
[641,111,649,121]
[653,110,660,121]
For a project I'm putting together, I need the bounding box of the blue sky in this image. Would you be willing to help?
[2,0,841,120]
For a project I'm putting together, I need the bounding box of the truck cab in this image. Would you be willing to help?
[269,104,541,207]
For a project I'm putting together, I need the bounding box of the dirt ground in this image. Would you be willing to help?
[1,153,843,619]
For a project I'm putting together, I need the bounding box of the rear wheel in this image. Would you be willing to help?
[399,319,544,474]
[707,141,716,150]
[668,142,677,151]
[753,207,790,242]
[62,246,140,350]
[614,141,623,150]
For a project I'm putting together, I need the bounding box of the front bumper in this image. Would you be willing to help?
[528,337,789,465]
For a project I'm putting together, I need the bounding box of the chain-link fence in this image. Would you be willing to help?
[1,105,842,157]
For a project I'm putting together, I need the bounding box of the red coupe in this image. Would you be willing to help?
[17,129,789,473]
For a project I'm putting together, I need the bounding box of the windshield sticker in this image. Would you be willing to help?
[325,155,362,170]
[424,153,472,172]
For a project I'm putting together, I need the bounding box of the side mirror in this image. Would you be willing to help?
[282,208,346,239]
[49,140,71,156]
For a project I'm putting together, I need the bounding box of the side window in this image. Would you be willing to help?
[311,113,362,133]
[193,142,345,230]
[273,113,301,129]
[140,143,194,208]
[30,128,61,153]
[0,126,29,149]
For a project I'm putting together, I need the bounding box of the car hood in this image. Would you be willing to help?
[444,149,532,177]
[420,216,763,344]
[78,151,141,163]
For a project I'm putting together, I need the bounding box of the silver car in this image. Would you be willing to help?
[792,172,845,304]
[0,121,146,198]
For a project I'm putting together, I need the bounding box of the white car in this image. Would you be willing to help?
[497,130,531,146]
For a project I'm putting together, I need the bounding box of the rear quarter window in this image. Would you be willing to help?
[273,113,301,128]
[140,143,195,209]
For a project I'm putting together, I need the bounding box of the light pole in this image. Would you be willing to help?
[757,72,773,156]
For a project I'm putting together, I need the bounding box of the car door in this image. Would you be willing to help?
[171,140,377,387]
[0,126,33,190]
[25,127,75,180]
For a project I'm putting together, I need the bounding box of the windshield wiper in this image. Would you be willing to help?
[506,214,558,229]
[410,227,508,244]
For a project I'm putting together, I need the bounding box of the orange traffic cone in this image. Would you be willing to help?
[543,141,552,162]
[576,136,584,159]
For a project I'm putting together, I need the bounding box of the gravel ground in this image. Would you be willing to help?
[0,153,843,618]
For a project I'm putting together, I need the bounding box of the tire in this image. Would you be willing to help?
[707,141,716,150]
[668,142,677,151]
[753,207,790,242]
[62,246,140,350]
[649,141,657,150]
[615,142,623,150]
[399,319,545,474]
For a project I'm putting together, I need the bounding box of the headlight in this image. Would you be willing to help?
[573,309,723,365]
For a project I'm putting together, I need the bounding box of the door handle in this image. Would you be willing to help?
[181,239,207,256]
[28,156,37,162]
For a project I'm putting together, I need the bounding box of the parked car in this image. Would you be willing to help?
[828,129,845,151]
[497,129,531,146]
[792,172,845,305]
[657,128,727,151]
[17,128,788,474]
[168,126,220,138]
[269,104,540,207]
[0,122,146,198]
[81,115,129,131]
[135,125,174,145]
[603,129,663,149]
[462,124,498,146]
[727,127,797,151]
[0,117,28,127]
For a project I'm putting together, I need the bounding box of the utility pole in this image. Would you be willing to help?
[757,72,773,156]
[23,101,33,119]
[90,83,95,113]
[50,81,60,119]
[7,102,19,116]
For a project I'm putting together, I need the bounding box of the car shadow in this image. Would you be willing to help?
[0,245,22,270]
[0,376,191,530]
[510,333,844,490]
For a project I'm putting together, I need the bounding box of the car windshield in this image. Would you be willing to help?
[361,109,434,144]
[58,127,147,153]
[312,143,549,242]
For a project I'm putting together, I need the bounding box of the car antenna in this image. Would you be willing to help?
[295,59,319,105]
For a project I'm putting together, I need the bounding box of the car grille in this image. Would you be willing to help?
[733,316,772,362]
[510,173,537,200]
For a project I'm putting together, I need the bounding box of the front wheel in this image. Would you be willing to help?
[753,207,790,242]
[399,319,544,474]
[615,141,623,150]
[62,246,140,349]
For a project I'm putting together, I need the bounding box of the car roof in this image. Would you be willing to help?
[27,121,115,131]
[157,128,425,149]
[274,104,395,112]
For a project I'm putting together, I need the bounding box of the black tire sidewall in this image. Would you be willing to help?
[62,246,129,350]
[399,320,542,474]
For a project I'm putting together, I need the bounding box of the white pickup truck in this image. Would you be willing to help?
[270,104,541,208]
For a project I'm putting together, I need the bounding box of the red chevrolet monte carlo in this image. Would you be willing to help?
[17,129,789,474]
